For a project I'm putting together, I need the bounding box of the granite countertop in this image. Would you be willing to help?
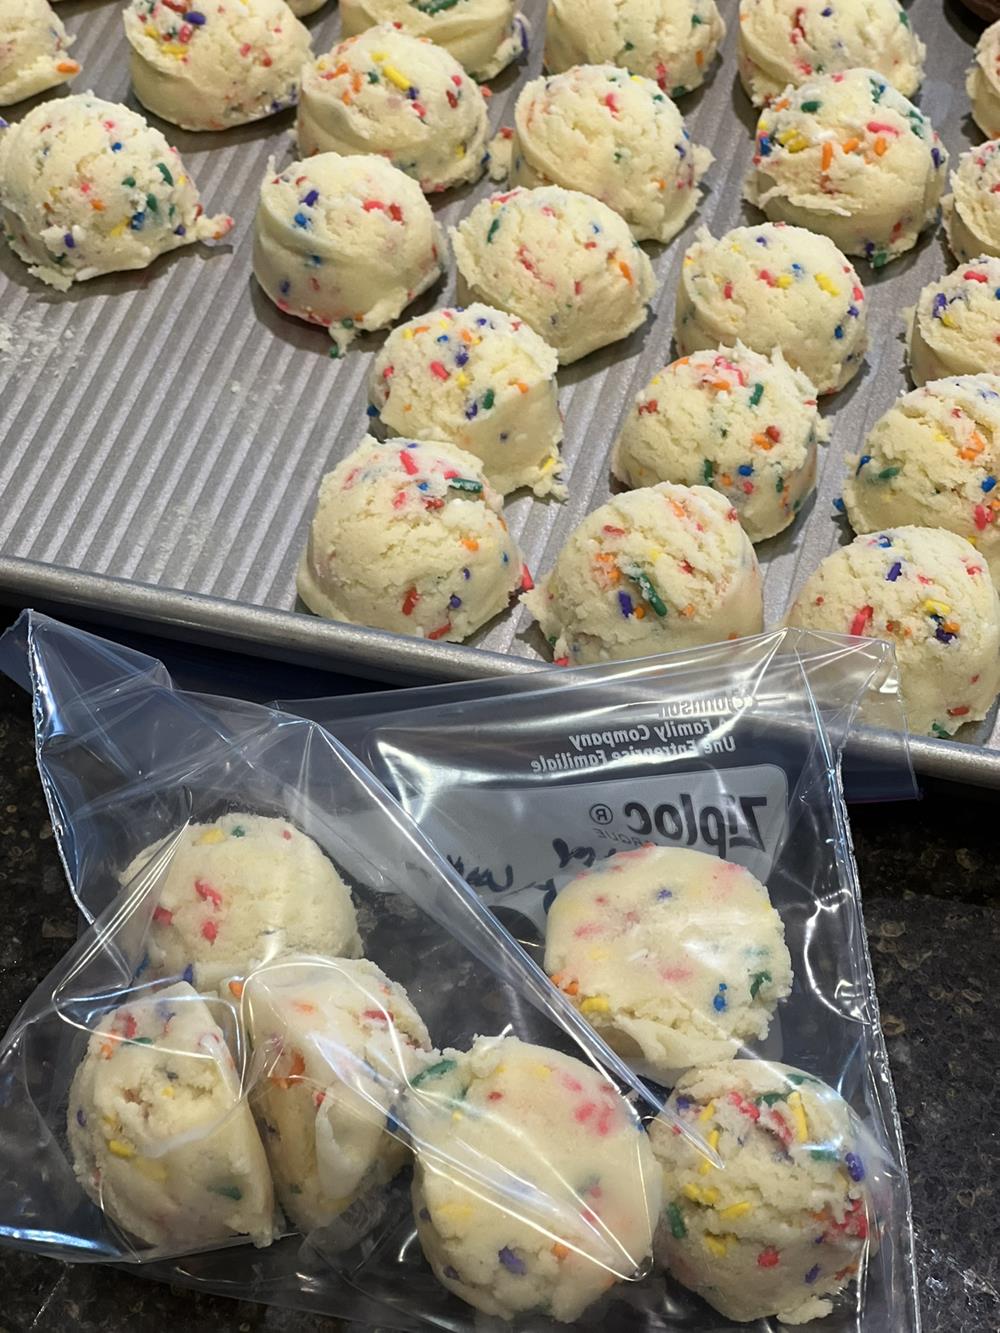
[0,671,996,1333]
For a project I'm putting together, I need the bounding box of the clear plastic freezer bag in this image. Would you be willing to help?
[280,628,921,1330]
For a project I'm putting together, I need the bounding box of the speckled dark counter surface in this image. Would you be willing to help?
[0,669,997,1333]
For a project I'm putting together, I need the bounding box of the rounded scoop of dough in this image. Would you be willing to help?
[785,526,1000,735]
[545,0,725,99]
[545,845,792,1082]
[507,64,711,243]
[0,0,79,106]
[0,94,232,292]
[676,223,868,395]
[129,814,362,992]
[612,343,824,541]
[369,304,564,498]
[522,484,764,666]
[253,152,445,355]
[124,0,311,132]
[298,434,527,640]
[298,26,488,194]
[649,1060,875,1325]
[906,258,1000,386]
[406,1035,662,1322]
[944,140,1000,264]
[67,983,274,1251]
[745,69,947,267]
[967,20,1000,141]
[738,0,924,107]
[340,0,528,81]
[452,185,655,365]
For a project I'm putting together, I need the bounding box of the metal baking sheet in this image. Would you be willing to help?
[0,0,996,784]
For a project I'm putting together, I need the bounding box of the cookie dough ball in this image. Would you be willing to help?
[298,27,488,194]
[944,141,1000,264]
[545,0,725,100]
[244,956,431,1232]
[124,0,311,132]
[906,260,1000,386]
[340,0,528,81]
[844,378,1000,586]
[0,95,232,292]
[737,0,924,107]
[298,435,526,640]
[407,1035,662,1322]
[649,1061,873,1325]
[369,304,564,497]
[612,345,825,541]
[786,527,1000,735]
[507,65,711,244]
[522,484,763,666]
[0,0,79,106]
[253,153,444,356]
[546,846,792,1083]
[129,814,362,992]
[452,186,655,365]
[288,0,325,14]
[676,223,868,395]
[67,984,274,1251]
[967,21,1000,140]
[745,69,947,267]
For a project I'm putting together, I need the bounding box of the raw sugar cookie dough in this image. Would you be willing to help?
[843,376,1000,586]
[452,186,655,364]
[298,436,526,641]
[0,95,233,292]
[253,153,444,356]
[649,1060,874,1325]
[0,0,79,106]
[745,69,947,267]
[612,344,825,541]
[967,21,1000,141]
[545,0,725,99]
[521,484,763,666]
[545,845,793,1082]
[675,223,868,395]
[339,0,528,81]
[944,141,1000,263]
[906,259,1000,386]
[785,526,1000,736]
[737,0,925,107]
[369,304,565,498]
[124,0,312,132]
[297,27,489,194]
[505,64,712,243]
[67,983,274,1251]
[128,814,362,992]
[244,956,432,1232]
[407,1035,662,1322]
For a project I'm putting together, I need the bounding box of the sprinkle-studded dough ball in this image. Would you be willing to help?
[745,69,947,267]
[649,1061,874,1325]
[785,526,1000,735]
[967,20,1000,141]
[128,814,362,992]
[452,186,656,364]
[522,484,764,666]
[369,304,564,497]
[406,1035,662,1322]
[298,435,527,640]
[944,141,1000,264]
[545,845,792,1083]
[124,0,311,132]
[612,344,825,541]
[675,223,868,395]
[737,0,925,108]
[297,26,488,194]
[0,0,79,106]
[545,0,725,100]
[67,984,274,1251]
[253,153,445,356]
[339,0,529,81]
[0,95,233,292]
[906,259,1000,386]
[244,955,432,1232]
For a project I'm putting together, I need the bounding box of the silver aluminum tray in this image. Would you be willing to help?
[0,0,996,785]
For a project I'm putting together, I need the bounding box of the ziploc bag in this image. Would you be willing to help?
[279,628,921,1330]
